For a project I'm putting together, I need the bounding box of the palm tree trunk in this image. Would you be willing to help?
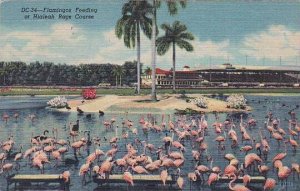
[120,75,122,87]
[172,42,176,91]
[137,23,141,94]
[116,75,118,87]
[151,0,157,101]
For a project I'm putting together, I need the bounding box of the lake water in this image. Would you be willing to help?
[0,95,299,191]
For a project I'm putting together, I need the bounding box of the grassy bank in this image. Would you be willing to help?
[1,87,300,96]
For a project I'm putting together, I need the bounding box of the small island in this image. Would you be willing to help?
[57,94,251,114]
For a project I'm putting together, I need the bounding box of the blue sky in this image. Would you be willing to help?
[0,0,300,69]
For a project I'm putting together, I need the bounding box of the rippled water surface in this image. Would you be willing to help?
[0,95,299,191]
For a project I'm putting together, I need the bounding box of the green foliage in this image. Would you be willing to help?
[156,21,194,56]
[0,61,138,86]
[115,0,153,48]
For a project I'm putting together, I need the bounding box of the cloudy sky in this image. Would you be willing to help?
[0,0,300,69]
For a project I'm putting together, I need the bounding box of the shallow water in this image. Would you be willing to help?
[0,95,299,191]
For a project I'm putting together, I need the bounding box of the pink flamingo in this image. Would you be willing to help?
[2,113,9,123]
[123,170,134,186]
[132,165,149,174]
[263,178,276,190]
[79,162,91,184]
[278,165,291,184]
[207,172,218,186]
[177,175,184,190]
[160,170,168,186]
[243,174,251,186]
[228,174,250,191]
[61,171,70,183]
[0,159,13,175]
[291,163,300,179]
[188,171,198,182]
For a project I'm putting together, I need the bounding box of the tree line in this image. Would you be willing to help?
[0,61,140,86]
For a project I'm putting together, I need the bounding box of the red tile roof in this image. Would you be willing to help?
[156,68,170,75]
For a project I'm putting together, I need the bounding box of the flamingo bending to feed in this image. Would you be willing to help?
[228,174,250,191]
[0,159,13,175]
[131,165,149,174]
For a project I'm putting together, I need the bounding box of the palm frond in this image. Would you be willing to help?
[167,1,178,15]
[161,23,172,33]
[140,17,152,39]
[175,39,194,52]
[173,21,187,34]
[130,23,136,48]
[178,32,194,40]
[122,2,132,15]
[124,20,135,48]
[115,16,129,39]
[179,0,187,8]
[116,0,153,49]
[156,36,172,55]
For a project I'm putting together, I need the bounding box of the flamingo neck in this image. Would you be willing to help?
[228,174,237,190]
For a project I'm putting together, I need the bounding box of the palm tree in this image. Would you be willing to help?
[144,66,152,79]
[0,62,9,85]
[156,21,194,91]
[112,65,124,87]
[115,0,152,94]
[151,0,187,100]
[118,66,125,86]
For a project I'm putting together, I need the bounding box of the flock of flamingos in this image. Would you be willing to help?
[0,109,300,191]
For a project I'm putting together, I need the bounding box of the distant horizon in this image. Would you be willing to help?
[1,1,299,69]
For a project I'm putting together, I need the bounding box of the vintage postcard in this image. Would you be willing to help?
[0,0,300,191]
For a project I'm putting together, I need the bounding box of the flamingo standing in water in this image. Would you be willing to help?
[291,163,300,179]
[263,178,276,190]
[123,170,134,186]
[79,161,91,185]
[13,113,19,121]
[61,171,70,183]
[177,175,184,190]
[160,169,168,186]
[2,113,9,123]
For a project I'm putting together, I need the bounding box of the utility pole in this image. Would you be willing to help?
[279,56,282,84]
[209,56,212,83]
[280,56,282,66]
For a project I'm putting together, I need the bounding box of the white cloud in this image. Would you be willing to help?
[82,29,150,65]
[0,23,85,62]
[241,25,300,60]
[88,29,232,69]
[154,37,232,69]
[0,26,232,68]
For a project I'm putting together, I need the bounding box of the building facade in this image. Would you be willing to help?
[142,66,203,88]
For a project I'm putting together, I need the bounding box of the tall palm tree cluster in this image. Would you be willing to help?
[115,0,194,99]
